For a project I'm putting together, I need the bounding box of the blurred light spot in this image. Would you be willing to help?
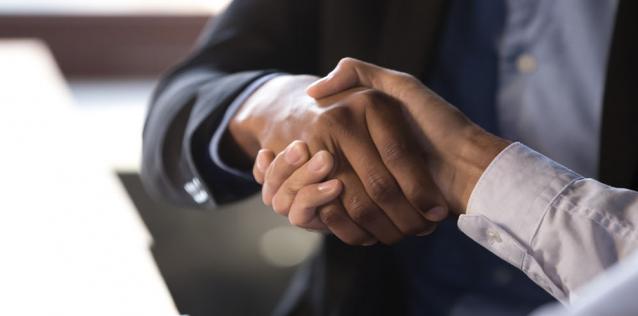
[516,53,537,74]
[259,226,321,268]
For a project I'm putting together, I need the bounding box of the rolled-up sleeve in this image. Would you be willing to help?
[458,142,638,303]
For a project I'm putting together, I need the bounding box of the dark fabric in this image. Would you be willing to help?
[141,0,322,207]
[141,0,638,315]
[598,0,638,190]
[274,236,407,316]
[427,0,504,134]
[397,1,554,315]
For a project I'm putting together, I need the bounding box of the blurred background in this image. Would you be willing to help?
[0,1,321,315]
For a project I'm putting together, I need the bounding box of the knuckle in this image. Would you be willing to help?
[350,208,378,226]
[365,173,400,204]
[339,57,357,68]
[318,205,343,226]
[379,140,408,164]
[265,162,284,184]
[271,194,290,216]
[279,181,298,197]
[402,183,425,203]
[346,196,378,226]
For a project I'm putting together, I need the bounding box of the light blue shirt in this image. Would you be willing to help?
[497,0,618,178]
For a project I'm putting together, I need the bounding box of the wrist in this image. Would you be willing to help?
[439,125,510,213]
[228,74,320,159]
[227,105,263,161]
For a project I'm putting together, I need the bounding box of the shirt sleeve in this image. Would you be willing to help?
[458,142,638,303]
[208,73,283,181]
[530,249,638,316]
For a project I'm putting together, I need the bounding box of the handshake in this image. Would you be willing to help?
[230,58,509,246]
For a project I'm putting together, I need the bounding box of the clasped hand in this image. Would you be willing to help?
[240,58,507,246]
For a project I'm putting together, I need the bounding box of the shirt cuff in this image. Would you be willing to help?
[208,73,282,181]
[457,142,582,300]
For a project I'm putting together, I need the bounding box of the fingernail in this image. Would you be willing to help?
[317,180,337,192]
[425,206,448,222]
[256,150,269,172]
[261,184,273,205]
[362,240,377,246]
[308,152,326,172]
[417,225,437,236]
[285,143,303,164]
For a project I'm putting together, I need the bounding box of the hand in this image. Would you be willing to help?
[229,75,448,245]
[307,58,511,212]
[253,141,449,233]
[252,142,342,232]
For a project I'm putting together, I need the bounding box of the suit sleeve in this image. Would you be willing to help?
[141,0,319,208]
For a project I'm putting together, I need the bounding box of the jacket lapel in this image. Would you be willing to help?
[377,0,448,78]
[598,0,638,189]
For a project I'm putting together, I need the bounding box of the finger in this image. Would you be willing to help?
[317,200,376,246]
[253,149,275,184]
[262,140,310,208]
[308,57,465,147]
[307,57,406,99]
[335,103,433,236]
[272,150,335,215]
[306,58,442,130]
[365,91,449,222]
[336,165,404,245]
[288,179,342,230]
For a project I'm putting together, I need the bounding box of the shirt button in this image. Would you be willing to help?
[516,53,537,73]
[487,229,502,244]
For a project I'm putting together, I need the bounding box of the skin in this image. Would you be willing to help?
[254,58,511,237]
[225,74,449,245]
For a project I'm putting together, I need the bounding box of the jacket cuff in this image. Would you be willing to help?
[209,73,282,181]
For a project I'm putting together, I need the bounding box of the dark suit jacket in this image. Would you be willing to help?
[141,0,638,315]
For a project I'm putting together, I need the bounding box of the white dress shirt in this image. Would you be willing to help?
[459,142,638,314]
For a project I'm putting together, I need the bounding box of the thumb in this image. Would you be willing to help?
[306,58,399,99]
[308,58,457,127]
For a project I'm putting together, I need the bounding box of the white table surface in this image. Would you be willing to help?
[0,39,178,315]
